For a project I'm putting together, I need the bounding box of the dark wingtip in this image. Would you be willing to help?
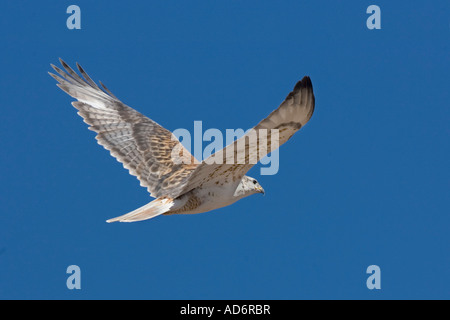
[50,64,59,72]
[294,76,313,91]
[76,62,84,73]
[285,76,314,101]
[59,57,67,67]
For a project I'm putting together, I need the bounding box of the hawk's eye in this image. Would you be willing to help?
[253,180,257,184]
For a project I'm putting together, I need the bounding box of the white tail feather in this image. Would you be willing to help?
[106,198,174,223]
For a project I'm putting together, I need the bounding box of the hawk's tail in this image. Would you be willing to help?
[106,197,174,223]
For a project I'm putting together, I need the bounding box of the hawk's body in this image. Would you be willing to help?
[49,60,315,222]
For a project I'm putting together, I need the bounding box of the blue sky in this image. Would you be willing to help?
[0,1,449,299]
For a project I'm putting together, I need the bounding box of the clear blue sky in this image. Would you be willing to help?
[0,1,449,299]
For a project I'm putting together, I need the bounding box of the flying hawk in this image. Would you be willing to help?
[49,59,315,222]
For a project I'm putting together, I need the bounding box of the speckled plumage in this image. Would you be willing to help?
[49,60,315,223]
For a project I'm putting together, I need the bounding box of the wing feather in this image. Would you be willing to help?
[181,76,315,192]
[50,60,199,198]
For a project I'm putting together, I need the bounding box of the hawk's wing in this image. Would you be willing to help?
[181,77,315,192]
[49,59,199,199]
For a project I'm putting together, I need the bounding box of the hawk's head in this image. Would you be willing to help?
[234,175,265,199]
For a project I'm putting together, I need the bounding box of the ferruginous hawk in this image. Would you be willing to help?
[49,59,315,222]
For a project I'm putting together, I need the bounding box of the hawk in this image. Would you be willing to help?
[49,59,315,222]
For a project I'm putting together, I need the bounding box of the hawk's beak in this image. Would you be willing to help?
[257,186,265,195]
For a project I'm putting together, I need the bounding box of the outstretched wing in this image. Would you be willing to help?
[49,59,198,198]
[181,76,315,192]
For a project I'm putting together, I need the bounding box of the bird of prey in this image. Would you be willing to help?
[49,59,315,222]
